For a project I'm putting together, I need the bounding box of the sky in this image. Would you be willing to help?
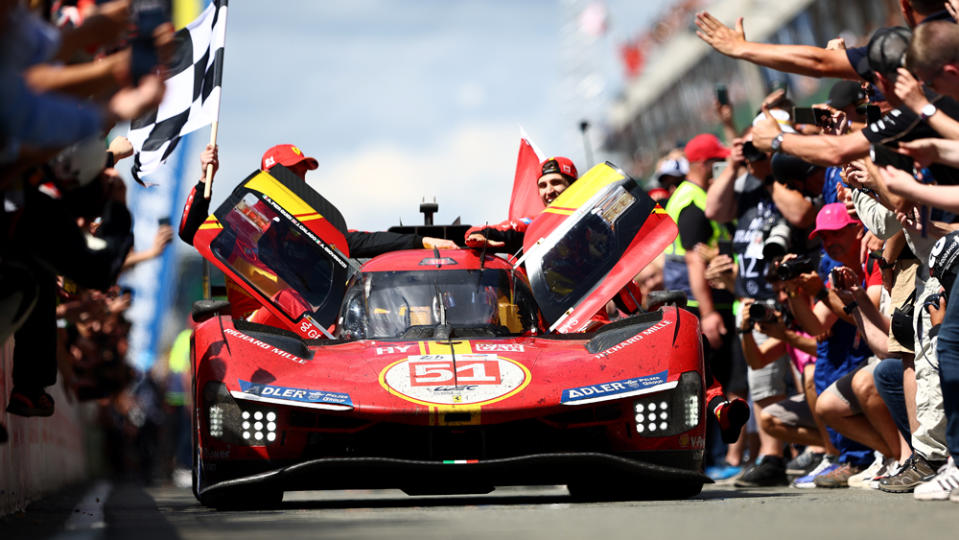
[165,0,663,233]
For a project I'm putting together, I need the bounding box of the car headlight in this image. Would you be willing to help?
[632,371,701,437]
[203,382,280,446]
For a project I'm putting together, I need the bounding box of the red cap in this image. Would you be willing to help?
[684,134,730,163]
[648,187,669,202]
[809,202,860,240]
[540,156,578,181]
[260,144,319,172]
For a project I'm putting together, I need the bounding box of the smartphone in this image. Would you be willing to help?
[716,84,729,106]
[865,104,882,124]
[712,160,728,180]
[870,144,914,172]
[717,240,733,257]
[792,107,831,126]
[829,267,842,289]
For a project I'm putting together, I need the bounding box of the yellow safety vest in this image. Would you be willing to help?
[664,181,728,257]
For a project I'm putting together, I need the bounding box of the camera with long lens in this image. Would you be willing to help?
[762,218,792,260]
[775,256,817,281]
[748,300,779,323]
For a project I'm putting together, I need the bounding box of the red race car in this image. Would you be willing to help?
[189,162,707,508]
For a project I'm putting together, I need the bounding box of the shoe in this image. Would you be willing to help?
[814,462,863,488]
[6,388,54,417]
[867,457,902,490]
[713,398,750,444]
[879,453,944,493]
[914,458,959,501]
[786,449,824,476]
[793,455,838,488]
[172,468,192,489]
[705,464,743,481]
[848,452,886,489]
[951,486,959,502]
[735,455,789,487]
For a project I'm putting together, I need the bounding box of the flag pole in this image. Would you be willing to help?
[203,120,218,200]
[202,0,228,200]
[202,1,229,297]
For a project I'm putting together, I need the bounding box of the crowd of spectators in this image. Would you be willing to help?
[0,0,185,482]
[635,0,959,501]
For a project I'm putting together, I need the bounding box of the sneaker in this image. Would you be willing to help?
[848,452,884,489]
[793,455,838,488]
[914,458,959,501]
[867,458,902,490]
[879,453,944,493]
[705,464,743,481]
[814,462,863,488]
[6,388,54,417]
[786,448,824,476]
[951,486,959,502]
[735,455,789,487]
[172,468,192,488]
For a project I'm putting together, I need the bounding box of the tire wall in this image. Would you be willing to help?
[0,338,89,515]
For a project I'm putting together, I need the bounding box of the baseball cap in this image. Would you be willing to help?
[648,187,670,202]
[808,202,861,240]
[855,26,912,83]
[827,80,867,109]
[540,156,578,181]
[751,109,796,133]
[654,157,689,181]
[771,152,820,184]
[260,144,319,172]
[929,231,959,292]
[684,134,729,163]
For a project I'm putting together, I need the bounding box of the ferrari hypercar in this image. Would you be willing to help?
[189,162,708,508]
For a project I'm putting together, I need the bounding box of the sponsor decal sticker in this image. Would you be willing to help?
[237,380,353,407]
[561,370,669,404]
[474,343,524,353]
[592,319,672,359]
[380,354,530,406]
[224,328,307,364]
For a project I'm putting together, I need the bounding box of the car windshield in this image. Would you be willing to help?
[336,268,540,339]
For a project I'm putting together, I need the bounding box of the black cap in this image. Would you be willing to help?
[930,230,959,292]
[855,26,912,83]
[827,80,866,109]
[771,152,820,183]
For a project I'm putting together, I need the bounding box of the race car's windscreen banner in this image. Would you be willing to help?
[194,166,354,338]
[520,162,677,333]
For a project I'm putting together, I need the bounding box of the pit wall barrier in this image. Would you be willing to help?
[0,337,89,515]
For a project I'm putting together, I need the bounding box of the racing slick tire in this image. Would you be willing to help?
[566,479,703,501]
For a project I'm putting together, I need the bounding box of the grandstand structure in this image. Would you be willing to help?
[602,0,899,175]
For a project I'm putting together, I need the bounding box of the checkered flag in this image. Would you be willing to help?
[128,0,228,182]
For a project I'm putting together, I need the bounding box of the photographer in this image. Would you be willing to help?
[704,111,820,486]
[739,274,837,480]
[780,204,885,487]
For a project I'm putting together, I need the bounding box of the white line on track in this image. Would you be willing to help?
[52,480,112,540]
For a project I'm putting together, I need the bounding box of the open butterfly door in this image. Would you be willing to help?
[518,162,678,333]
[192,165,356,339]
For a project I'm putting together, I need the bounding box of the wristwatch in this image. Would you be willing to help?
[770,133,785,152]
[921,103,938,121]
[843,301,859,315]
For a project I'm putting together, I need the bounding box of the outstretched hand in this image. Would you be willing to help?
[695,12,746,57]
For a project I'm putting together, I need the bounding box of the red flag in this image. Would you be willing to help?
[507,138,545,222]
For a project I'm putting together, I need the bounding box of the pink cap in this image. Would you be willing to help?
[809,202,860,240]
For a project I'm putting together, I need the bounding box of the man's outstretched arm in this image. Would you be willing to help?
[695,12,859,80]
